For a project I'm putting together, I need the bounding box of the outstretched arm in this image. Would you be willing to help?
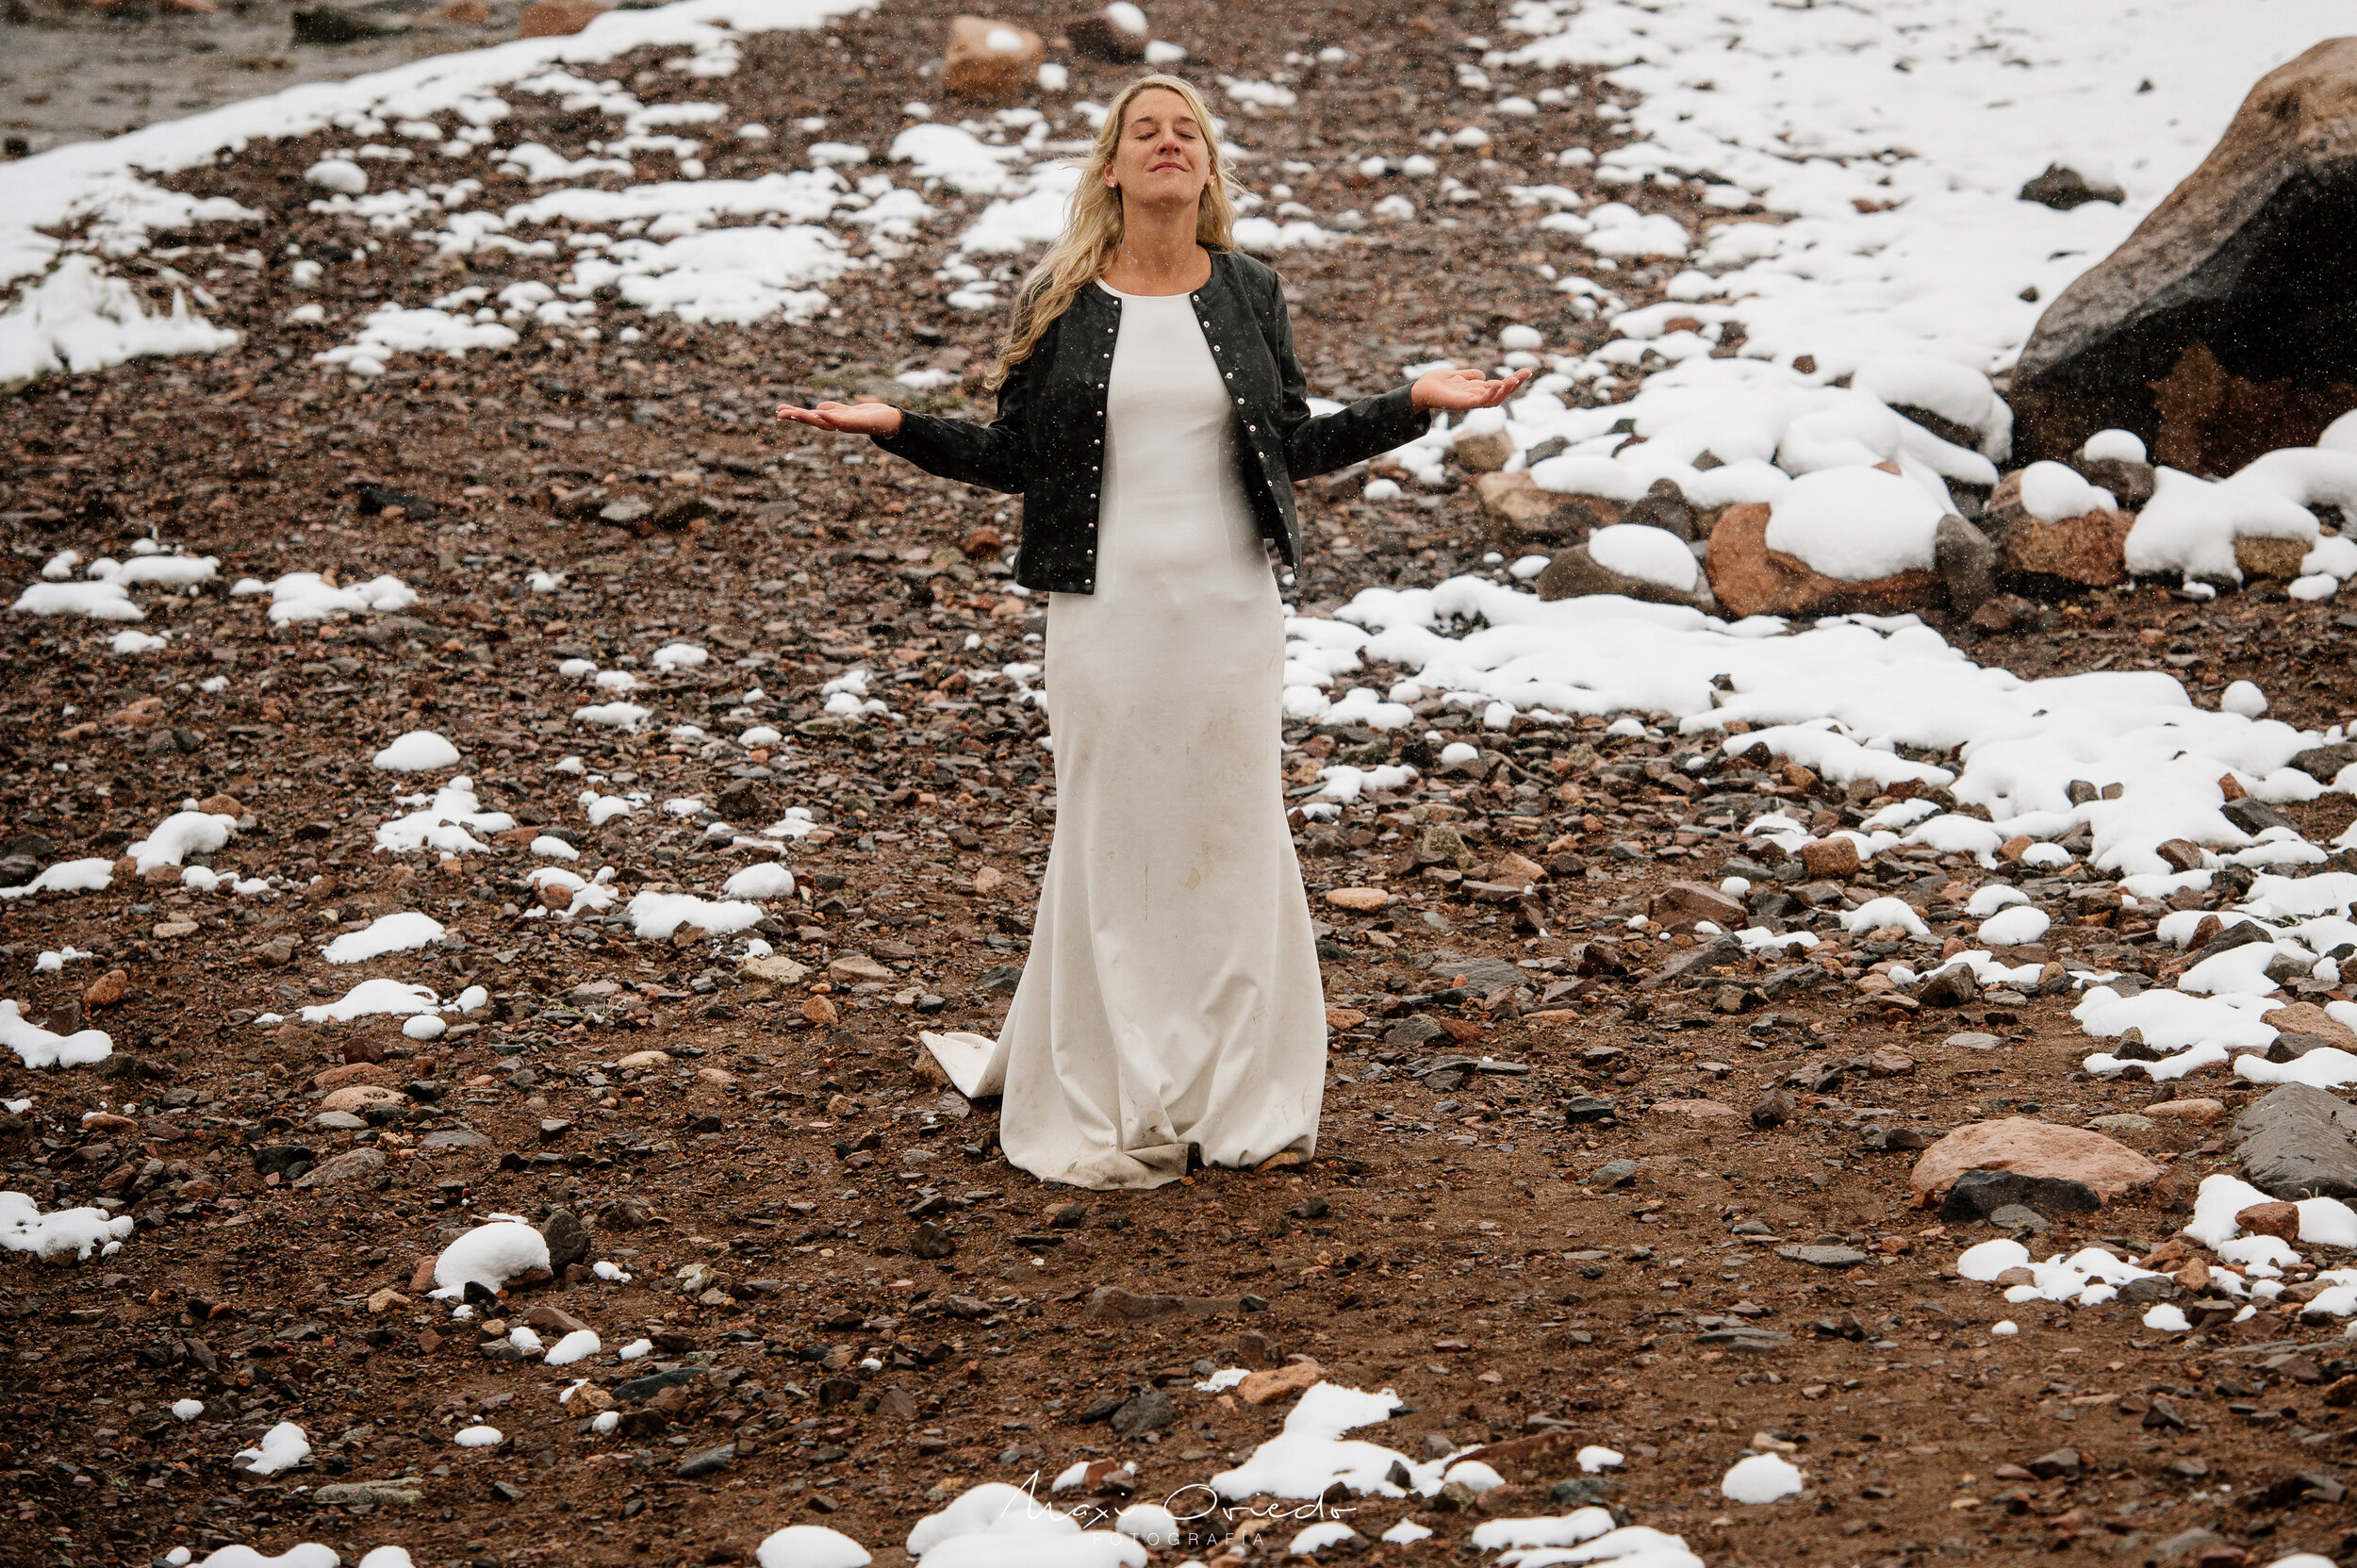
[1268,274,1529,478]
[776,357,1034,494]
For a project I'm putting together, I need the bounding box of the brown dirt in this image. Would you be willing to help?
[3,3,2356,1568]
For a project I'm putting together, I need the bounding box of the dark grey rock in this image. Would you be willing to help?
[1641,933,1742,989]
[615,1366,706,1403]
[1561,1096,1619,1126]
[253,1144,316,1177]
[2221,797,2297,836]
[1935,514,1997,616]
[291,6,400,43]
[1110,1387,1174,1438]
[1588,1158,1639,1187]
[1985,1203,2051,1234]
[2233,1082,2357,1200]
[2290,741,2357,784]
[539,1208,590,1275]
[1693,1329,1791,1351]
[2019,164,2126,210]
[675,1443,735,1479]
[1941,1167,2102,1222]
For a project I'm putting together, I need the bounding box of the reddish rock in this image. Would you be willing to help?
[2234,1199,2302,1242]
[83,968,128,1008]
[517,0,605,36]
[1799,836,1862,878]
[943,15,1046,101]
[2156,838,2206,872]
[1239,1359,1325,1405]
[1704,502,1944,620]
[1986,471,2134,586]
[1908,1117,2163,1207]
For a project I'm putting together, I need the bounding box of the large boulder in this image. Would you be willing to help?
[1907,1117,2161,1208]
[2010,38,2357,473]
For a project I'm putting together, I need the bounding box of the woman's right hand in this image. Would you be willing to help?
[776,399,905,437]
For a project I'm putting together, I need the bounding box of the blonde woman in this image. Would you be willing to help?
[780,74,1525,1189]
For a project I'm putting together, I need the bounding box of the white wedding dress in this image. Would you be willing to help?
[920,280,1327,1189]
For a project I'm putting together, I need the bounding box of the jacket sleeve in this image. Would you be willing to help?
[868,349,1034,494]
[1265,270,1428,480]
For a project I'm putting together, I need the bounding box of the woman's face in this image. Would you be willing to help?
[1105,87,1210,211]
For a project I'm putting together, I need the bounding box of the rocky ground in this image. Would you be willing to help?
[0,0,521,159]
[5,2,2357,1567]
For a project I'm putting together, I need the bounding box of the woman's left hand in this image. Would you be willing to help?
[1411,365,1532,412]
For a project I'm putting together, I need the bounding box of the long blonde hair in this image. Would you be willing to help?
[984,74,1239,390]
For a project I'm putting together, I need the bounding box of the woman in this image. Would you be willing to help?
[780,74,1525,1189]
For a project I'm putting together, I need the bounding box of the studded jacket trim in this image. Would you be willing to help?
[871,248,1426,594]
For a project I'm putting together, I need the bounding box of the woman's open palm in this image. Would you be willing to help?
[776,399,905,437]
[1412,365,1531,412]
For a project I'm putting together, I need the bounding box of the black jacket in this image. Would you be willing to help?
[873,247,1426,593]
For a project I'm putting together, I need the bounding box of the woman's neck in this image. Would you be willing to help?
[1102,202,1211,295]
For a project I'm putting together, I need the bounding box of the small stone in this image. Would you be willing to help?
[742,954,809,985]
[1109,1386,1175,1436]
[803,996,840,1026]
[2145,1098,2226,1124]
[829,954,895,982]
[516,0,604,37]
[539,1208,591,1275]
[675,1443,735,1479]
[1324,887,1392,912]
[1648,1098,1739,1119]
[314,1481,420,1508]
[1945,1032,2001,1050]
[1775,1244,1869,1268]
[1798,837,1861,878]
[2233,1198,2302,1242]
[1648,880,1745,929]
[2026,1447,2083,1480]
[2155,838,2205,873]
[1750,1089,1795,1130]
[1867,1048,1915,1078]
[83,969,128,1009]
[1918,967,1979,1008]
[1588,1158,1639,1187]
[1238,1360,1325,1406]
[912,1221,956,1259]
[294,1147,387,1189]
[289,4,399,42]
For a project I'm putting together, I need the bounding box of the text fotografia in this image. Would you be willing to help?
[1003,1472,1362,1540]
